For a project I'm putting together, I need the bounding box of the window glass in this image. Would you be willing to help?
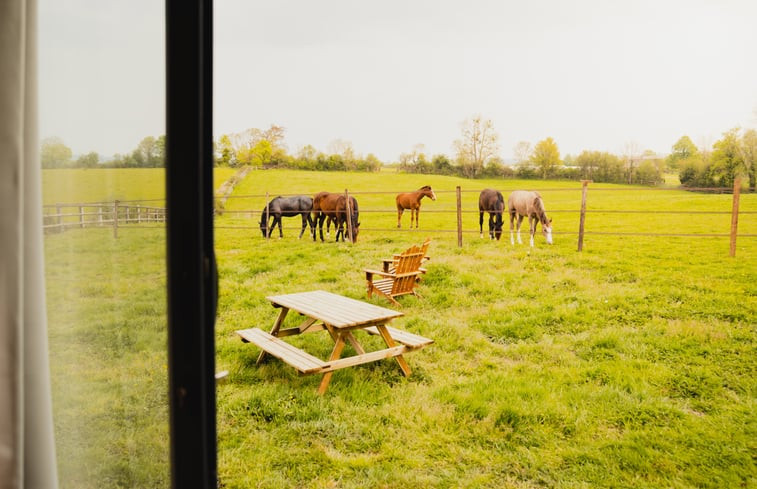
[39,2,168,486]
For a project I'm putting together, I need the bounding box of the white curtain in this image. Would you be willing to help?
[0,0,59,487]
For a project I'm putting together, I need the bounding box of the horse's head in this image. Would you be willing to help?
[422,185,437,201]
[542,218,553,244]
[493,212,503,240]
[259,215,268,237]
[350,221,361,243]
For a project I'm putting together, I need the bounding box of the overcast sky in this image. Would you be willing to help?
[40,0,757,162]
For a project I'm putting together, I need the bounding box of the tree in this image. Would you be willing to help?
[575,150,623,182]
[741,129,757,190]
[432,154,454,175]
[132,136,161,167]
[710,128,745,187]
[75,152,99,168]
[622,141,641,184]
[327,139,357,170]
[513,141,532,167]
[666,135,699,170]
[215,134,236,167]
[454,115,500,178]
[530,137,561,179]
[41,137,72,168]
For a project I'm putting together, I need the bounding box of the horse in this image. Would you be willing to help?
[507,190,553,247]
[396,185,436,228]
[260,195,315,239]
[478,189,505,240]
[312,192,360,242]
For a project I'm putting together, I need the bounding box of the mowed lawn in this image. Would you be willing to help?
[44,168,756,488]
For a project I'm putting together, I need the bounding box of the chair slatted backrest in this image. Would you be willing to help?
[390,246,424,295]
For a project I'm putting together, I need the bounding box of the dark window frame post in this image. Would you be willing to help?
[166,1,217,487]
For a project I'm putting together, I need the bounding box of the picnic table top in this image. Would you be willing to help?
[266,290,404,329]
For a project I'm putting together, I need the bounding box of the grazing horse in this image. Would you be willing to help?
[260,195,314,239]
[312,191,339,240]
[479,189,505,240]
[312,192,361,242]
[507,190,553,247]
[396,185,436,228]
[335,194,360,242]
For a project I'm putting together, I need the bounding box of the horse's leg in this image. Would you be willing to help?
[335,217,344,242]
[397,207,403,228]
[479,211,484,238]
[516,215,524,244]
[529,216,536,247]
[488,214,494,239]
[413,208,419,228]
[298,213,307,239]
[276,216,284,238]
[318,214,325,242]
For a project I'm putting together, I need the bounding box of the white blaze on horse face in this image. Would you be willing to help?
[544,225,553,244]
[430,190,437,201]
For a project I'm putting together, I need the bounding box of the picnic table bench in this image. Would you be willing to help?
[236,290,433,394]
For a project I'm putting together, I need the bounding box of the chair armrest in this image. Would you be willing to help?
[364,268,395,278]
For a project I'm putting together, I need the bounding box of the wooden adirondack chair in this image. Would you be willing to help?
[382,238,431,277]
[365,244,426,306]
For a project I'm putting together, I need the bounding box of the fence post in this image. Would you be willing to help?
[730,177,741,257]
[456,186,463,248]
[55,203,62,231]
[113,200,119,238]
[577,180,591,251]
[79,205,84,228]
[344,189,353,243]
[264,192,270,240]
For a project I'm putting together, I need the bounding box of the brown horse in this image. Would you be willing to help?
[312,191,339,241]
[479,189,505,240]
[396,185,436,228]
[507,190,553,247]
[312,192,360,242]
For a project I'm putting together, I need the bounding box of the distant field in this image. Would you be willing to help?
[41,167,237,204]
[42,168,756,488]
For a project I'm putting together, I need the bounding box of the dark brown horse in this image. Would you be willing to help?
[396,185,436,228]
[507,190,553,247]
[478,189,505,240]
[312,192,360,242]
[312,191,339,240]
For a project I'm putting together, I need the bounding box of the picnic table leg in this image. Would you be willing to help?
[257,307,290,365]
[375,324,411,377]
[317,334,347,395]
[323,324,366,355]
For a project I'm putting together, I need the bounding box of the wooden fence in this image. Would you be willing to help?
[43,180,755,256]
[43,201,165,238]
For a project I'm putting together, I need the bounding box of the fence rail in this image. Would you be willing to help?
[43,201,165,237]
[43,180,755,256]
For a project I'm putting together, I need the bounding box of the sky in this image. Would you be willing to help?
[40,0,757,162]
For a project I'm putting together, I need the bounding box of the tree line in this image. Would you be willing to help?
[42,118,757,189]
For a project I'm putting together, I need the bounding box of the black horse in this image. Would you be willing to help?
[479,189,505,240]
[260,195,314,239]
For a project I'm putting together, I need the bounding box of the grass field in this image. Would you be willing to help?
[43,168,756,488]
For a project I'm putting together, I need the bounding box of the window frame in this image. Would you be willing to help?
[165,1,217,487]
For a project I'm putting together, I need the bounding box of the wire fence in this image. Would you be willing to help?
[43,180,756,256]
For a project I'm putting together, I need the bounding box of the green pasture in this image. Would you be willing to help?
[41,167,237,204]
[43,168,756,488]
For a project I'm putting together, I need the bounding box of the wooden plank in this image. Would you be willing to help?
[266,291,403,328]
[237,328,327,374]
[363,325,433,348]
[318,345,408,373]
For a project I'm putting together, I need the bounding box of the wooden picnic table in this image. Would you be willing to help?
[236,290,433,394]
